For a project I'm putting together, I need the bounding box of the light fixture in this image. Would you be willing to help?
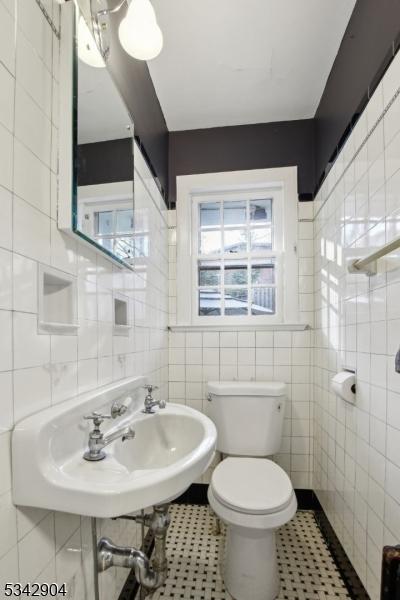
[78,16,105,68]
[92,0,163,63]
[119,0,163,61]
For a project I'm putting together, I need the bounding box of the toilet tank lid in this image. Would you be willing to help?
[207,381,286,397]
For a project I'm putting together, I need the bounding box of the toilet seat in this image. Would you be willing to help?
[208,457,297,530]
[211,457,293,515]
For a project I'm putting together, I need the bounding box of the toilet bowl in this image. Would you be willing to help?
[208,457,297,600]
[207,382,297,600]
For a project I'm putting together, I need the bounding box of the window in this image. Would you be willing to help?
[94,208,134,258]
[195,195,280,319]
[77,182,135,262]
[176,168,299,326]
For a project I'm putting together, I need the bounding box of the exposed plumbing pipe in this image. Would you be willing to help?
[140,509,145,547]
[91,518,100,600]
[98,539,166,589]
[97,504,170,593]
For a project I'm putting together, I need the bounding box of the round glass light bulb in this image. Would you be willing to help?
[125,0,156,25]
[78,16,105,68]
[119,17,163,61]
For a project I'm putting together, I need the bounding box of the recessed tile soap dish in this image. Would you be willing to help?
[113,294,131,336]
[38,265,78,334]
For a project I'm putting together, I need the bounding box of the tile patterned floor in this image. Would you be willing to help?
[149,504,351,600]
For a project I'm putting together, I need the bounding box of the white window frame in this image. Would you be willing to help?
[77,181,134,258]
[192,189,283,324]
[176,167,299,327]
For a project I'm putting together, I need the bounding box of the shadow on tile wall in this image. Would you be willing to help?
[313,49,400,600]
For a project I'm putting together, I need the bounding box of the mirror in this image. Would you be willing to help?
[73,7,135,267]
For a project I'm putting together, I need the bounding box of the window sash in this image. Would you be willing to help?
[197,255,280,318]
[192,192,283,322]
[197,197,275,257]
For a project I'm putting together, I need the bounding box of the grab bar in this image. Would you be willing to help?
[348,234,400,275]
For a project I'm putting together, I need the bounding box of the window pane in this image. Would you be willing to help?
[200,202,220,227]
[224,288,248,315]
[200,230,221,254]
[250,199,272,222]
[251,288,275,315]
[199,262,221,286]
[97,237,113,252]
[224,229,247,253]
[115,237,134,259]
[95,211,113,235]
[224,261,247,285]
[199,289,221,316]
[223,201,246,226]
[250,227,272,251]
[116,209,133,233]
[251,259,275,284]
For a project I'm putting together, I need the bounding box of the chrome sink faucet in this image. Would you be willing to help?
[83,412,135,461]
[142,384,166,414]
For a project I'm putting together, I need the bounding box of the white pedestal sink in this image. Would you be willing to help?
[12,376,217,518]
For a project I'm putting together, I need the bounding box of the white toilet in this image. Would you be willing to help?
[207,381,297,600]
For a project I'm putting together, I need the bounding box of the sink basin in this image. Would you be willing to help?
[12,377,217,518]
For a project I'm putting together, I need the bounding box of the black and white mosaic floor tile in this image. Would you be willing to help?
[150,504,351,600]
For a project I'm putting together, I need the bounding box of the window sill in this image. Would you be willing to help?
[168,323,310,332]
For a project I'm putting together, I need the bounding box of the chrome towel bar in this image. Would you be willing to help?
[348,234,400,276]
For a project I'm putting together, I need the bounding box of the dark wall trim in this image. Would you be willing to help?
[174,483,209,505]
[168,119,315,207]
[77,139,133,187]
[174,483,321,511]
[315,505,370,600]
[314,0,400,192]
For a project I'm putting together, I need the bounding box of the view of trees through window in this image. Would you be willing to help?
[196,197,277,317]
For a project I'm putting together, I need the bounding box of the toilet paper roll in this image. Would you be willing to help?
[331,371,356,403]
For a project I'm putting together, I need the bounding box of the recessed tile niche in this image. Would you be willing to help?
[113,294,131,336]
[38,265,78,334]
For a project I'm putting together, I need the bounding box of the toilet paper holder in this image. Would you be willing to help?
[331,370,356,403]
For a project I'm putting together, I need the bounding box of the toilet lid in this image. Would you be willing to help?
[211,457,294,515]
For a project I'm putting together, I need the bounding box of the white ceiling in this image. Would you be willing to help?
[78,59,132,144]
[148,0,356,131]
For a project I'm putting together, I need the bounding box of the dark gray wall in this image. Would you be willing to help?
[168,1,400,204]
[106,1,169,199]
[77,139,133,186]
[88,0,400,206]
[169,120,315,206]
[315,0,400,185]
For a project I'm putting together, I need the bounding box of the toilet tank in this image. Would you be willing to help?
[207,381,286,456]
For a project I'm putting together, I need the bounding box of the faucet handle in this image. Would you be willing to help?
[142,384,159,395]
[110,401,128,419]
[84,412,112,427]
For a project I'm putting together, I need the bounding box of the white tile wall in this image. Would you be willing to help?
[168,203,315,488]
[3,3,399,599]
[313,50,400,600]
[0,1,169,599]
